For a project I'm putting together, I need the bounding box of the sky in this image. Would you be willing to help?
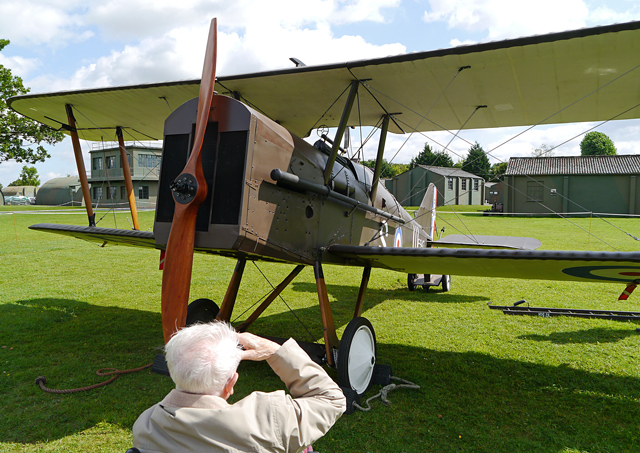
[1,0,639,187]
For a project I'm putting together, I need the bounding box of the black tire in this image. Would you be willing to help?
[441,275,451,292]
[407,274,417,291]
[337,317,376,396]
[186,298,220,326]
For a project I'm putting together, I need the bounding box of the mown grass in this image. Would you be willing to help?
[1,207,639,452]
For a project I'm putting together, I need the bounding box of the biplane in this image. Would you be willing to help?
[9,19,640,397]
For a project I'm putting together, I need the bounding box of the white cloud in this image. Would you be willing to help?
[0,0,92,47]
[423,0,589,41]
[37,18,406,90]
[0,53,40,77]
[589,4,640,24]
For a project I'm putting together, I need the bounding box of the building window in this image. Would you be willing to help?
[93,187,103,199]
[138,185,149,199]
[106,186,117,199]
[527,181,544,202]
[121,186,127,200]
[473,179,479,191]
[461,179,467,191]
[448,178,453,190]
[106,156,116,169]
[93,157,103,170]
[120,154,132,168]
[138,154,161,168]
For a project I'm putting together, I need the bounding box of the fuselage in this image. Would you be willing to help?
[154,94,428,266]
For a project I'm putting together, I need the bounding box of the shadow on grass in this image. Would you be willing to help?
[329,342,640,452]
[519,327,639,344]
[0,298,169,444]
[4,298,639,452]
[290,281,489,308]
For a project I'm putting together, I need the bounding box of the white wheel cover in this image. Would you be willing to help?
[348,325,376,394]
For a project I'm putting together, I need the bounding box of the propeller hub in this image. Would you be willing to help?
[170,173,198,204]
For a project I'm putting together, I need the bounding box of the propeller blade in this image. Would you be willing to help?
[160,18,217,343]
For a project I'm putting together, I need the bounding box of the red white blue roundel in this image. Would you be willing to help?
[394,228,403,247]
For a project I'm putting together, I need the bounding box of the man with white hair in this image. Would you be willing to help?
[132,322,346,452]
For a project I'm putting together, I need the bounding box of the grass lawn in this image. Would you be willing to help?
[1,206,639,452]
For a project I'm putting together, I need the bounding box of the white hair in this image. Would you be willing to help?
[165,322,242,395]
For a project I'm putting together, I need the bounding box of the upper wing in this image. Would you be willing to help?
[327,244,640,284]
[9,21,640,139]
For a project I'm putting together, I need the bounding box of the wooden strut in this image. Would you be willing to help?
[236,265,305,332]
[217,258,247,322]
[116,127,140,230]
[354,266,371,318]
[314,261,340,366]
[65,104,95,226]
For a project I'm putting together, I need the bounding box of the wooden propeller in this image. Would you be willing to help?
[160,18,217,343]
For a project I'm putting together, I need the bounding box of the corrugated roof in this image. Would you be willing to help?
[417,165,483,179]
[505,155,640,175]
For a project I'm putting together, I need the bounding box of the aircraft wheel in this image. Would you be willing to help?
[186,298,220,326]
[338,317,376,396]
[441,275,451,292]
[407,274,417,291]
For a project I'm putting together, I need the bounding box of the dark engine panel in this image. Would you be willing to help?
[154,96,251,250]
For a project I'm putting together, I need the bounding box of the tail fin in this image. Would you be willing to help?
[415,183,437,240]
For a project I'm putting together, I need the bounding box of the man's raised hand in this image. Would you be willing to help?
[237,332,280,361]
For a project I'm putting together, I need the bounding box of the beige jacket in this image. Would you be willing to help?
[133,339,346,452]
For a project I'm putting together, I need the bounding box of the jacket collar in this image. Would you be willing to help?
[160,389,230,410]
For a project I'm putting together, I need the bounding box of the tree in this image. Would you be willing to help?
[1,39,65,164]
[489,162,508,181]
[580,131,617,156]
[461,142,491,180]
[410,143,454,168]
[9,165,40,186]
[361,159,409,178]
[531,144,554,158]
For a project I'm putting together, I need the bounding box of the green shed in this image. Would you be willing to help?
[504,155,640,215]
[388,165,485,207]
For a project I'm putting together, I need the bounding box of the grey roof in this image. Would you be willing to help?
[505,155,640,176]
[36,177,82,206]
[417,165,483,179]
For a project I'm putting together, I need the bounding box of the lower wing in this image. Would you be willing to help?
[327,245,640,284]
[30,223,158,249]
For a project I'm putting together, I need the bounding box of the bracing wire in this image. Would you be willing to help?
[250,262,318,345]
[362,59,640,249]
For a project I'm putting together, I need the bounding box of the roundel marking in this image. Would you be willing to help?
[394,228,403,247]
[562,266,640,283]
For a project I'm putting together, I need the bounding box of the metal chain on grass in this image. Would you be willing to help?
[34,363,152,394]
[353,376,420,412]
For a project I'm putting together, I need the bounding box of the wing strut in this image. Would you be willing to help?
[160,18,217,343]
[116,127,140,230]
[323,80,359,185]
[370,114,390,201]
[65,104,95,227]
